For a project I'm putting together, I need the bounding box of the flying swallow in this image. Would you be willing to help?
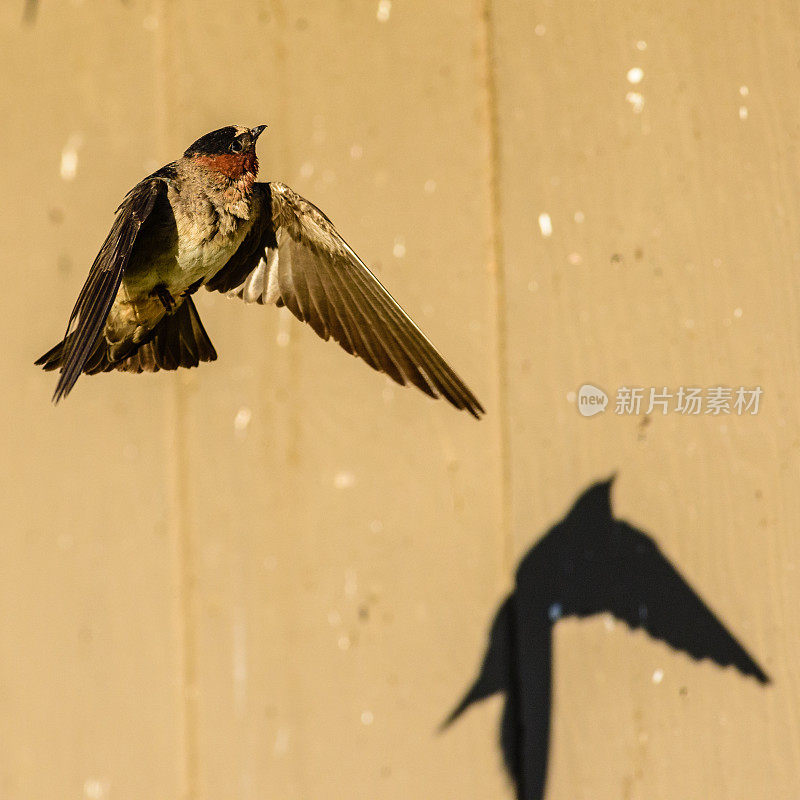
[36,125,484,416]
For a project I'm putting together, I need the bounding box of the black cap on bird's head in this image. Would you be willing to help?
[184,124,267,157]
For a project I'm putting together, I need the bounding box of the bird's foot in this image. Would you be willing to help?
[153,283,176,313]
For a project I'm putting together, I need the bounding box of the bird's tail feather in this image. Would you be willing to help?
[35,297,217,389]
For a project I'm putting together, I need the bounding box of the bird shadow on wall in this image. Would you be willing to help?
[442,478,769,800]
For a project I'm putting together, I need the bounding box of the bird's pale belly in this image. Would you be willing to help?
[124,217,252,299]
[107,216,253,344]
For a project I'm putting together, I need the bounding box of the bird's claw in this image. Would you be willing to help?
[153,284,176,313]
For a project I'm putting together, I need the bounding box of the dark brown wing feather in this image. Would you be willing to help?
[48,176,165,402]
[206,182,484,418]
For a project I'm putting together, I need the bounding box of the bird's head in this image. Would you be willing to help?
[184,124,267,183]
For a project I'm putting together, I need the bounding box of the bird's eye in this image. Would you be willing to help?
[230,139,244,153]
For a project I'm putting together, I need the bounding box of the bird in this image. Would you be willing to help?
[36,124,484,417]
[443,479,769,800]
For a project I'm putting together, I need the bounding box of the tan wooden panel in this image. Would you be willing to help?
[490,0,800,798]
[0,3,186,800]
[3,0,800,798]
[154,1,505,798]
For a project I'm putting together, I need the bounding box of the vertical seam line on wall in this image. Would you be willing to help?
[153,2,199,797]
[478,0,513,581]
[171,373,197,800]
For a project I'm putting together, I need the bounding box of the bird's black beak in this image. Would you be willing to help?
[251,124,267,141]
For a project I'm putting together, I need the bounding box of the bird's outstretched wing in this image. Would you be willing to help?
[47,176,166,402]
[206,182,484,417]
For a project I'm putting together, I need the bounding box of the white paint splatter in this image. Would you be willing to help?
[392,236,406,258]
[636,40,647,51]
[739,85,749,97]
[574,210,585,223]
[534,23,546,36]
[626,92,645,114]
[376,0,391,22]
[538,213,553,237]
[83,779,110,800]
[60,133,84,181]
[627,67,644,84]
[334,471,356,489]
[739,105,748,120]
[652,668,664,684]
[234,406,252,435]
[276,309,291,347]
[361,710,374,725]
[733,307,743,318]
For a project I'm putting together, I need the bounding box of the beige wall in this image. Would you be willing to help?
[1,1,798,798]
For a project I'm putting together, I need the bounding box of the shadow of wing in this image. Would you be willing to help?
[612,522,769,683]
[442,594,514,728]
